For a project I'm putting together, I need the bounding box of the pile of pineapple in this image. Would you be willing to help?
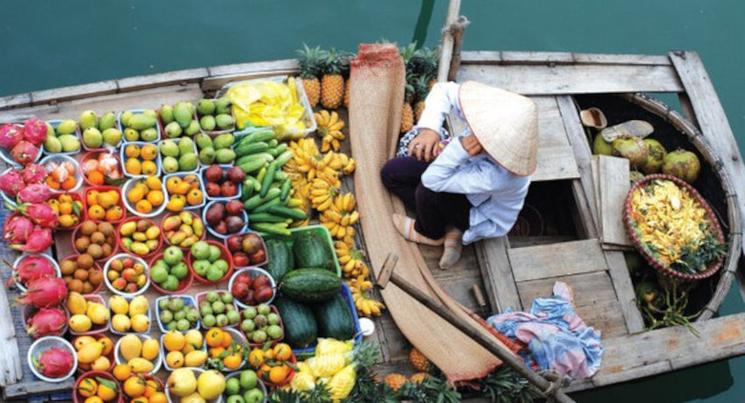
[399,43,439,133]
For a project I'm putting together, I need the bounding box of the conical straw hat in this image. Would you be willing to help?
[459,81,539,176]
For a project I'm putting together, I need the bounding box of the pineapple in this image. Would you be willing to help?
[408,347,432,373]
[409,372,430,384]
[320,49,345,109]
[413,75,431,122]
[410,46,439,79]
[383,373,408,392]
[297,44,324,107]
[400,78,415,133]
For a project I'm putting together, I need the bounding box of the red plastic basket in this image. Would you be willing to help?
[48,191,86,231]
[75,333,117,374]
[80,151,124,187]
[73,370,123,403]
[187,240,234,284]
[623,174,726,282]
[148,251,194,295]
[116,216,163,260]
[160,211,206,250]
[71,223,120,263]
[60,253,104,294]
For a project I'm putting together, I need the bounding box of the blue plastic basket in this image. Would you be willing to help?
[118,109,162,144]
[163,172,206,211]
[119,141,163,179]
[42,119,82,156]
[200,166,243,202]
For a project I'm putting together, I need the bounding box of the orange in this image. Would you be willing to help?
[147,190,164,207]
[88,171,105,185]
[125,158,142,175]
[97,191,116,208]
[206,328,224,347]
[88,205,105,220]
[162,331,185,352]
[273,343,292,361]
[248,348,265,368]
[62,176,77,190]
[99,337,114,355]
[59,202,73,215]
[105,206,123,221]
[148,392,167,403]
[182,175,199,188]
[127,187,146,204]
[123,376,146,398]
[263,348,275,360]
[141,160,157,176]
[166,195,185,212]
[223,353,242,370]
[97,381,117,401]
[269,364,292,385]
[135,200,153,214]
[112,363,131,381]
[86,190,99,206]
[209,346,225,359]
[173,181,191,195]
[46,176,60,190]
[78,377,98,397]
[186,189,202,206]
[221,331,233,348]
[145,176,162,190]
[165,176,182,193]
[144,379,160,397]
[125,144,140,158]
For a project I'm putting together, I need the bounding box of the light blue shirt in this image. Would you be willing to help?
[418,82,530,244]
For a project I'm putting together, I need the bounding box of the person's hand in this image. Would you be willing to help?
[460,135,483,156]
[408,128,440,161]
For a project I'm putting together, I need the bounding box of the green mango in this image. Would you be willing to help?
[213,133,235,150]
[200,115,216,131]
[124,128,139,142]
[194,133,213,150]
[197,99,216,116]
[119,111,133,127]
[82,128,103,148]
[215,97,231,114]
[79,110,98,130]
[140,127,158,142]
[57,119,77,135]
[99,112,116,130]
[216,149,236,164]
[44,136,62,153]
[178,137,195,155]
[160,104,174,124]
[199,147,216,165]
[141,109,157,119]
[185,120,201,136]
[45,122,56,138]
[179,153,199,171]
[102,128,122,146]
[128,114,156,130]
[174,102,193,128]
[164,121,182,138]
[215,114,234,130]
[59,134,81,152]
[160,140,179,158]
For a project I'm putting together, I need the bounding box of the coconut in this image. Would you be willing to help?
[629,170,645,184]
[612,136,648,168]
[639,138,667,174]
[662,149,701,183]
[592,134,613,155]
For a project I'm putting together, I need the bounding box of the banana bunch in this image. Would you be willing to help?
[335,241,369,279]
[348,276,385,317]
[310,175,342,212]
[335,152,356,176]
[320,193,359,241]
[314,109,345,152]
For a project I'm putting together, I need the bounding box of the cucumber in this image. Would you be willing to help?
[236,152,273,167]
[268,143,288,158]
[243,176,261,192]
[265,239,293,282]
[267,205,306,220]
[244,188,281,210]
[280,268,341,303]
[239,158,267,174]
[240,130,275,145]
[280,179,291,201]
[248,213,287,224]
[253,197,281,213]
[260,162,278,197]
[235,141,269,157]
[267,139,279,148]
[274,296,317,348]
[252,222,291,236]
[274,150,294,167]
[293,230,334,271]
[314,291,355,340]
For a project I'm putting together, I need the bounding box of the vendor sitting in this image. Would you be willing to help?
[381,81,538,268]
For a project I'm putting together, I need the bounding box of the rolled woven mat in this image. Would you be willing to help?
[348,43,508,381]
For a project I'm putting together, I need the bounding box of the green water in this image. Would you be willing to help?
[1,1,744,401]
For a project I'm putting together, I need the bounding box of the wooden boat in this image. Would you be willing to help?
[1,15,745,403]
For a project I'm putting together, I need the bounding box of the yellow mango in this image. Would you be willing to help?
[141,338,159,361]
[119,334,142,362]
[128,357,154,374]
[77,340,103,364]
[66,292,88,315]
[86,302,110,325]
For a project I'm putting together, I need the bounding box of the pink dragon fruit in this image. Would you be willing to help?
[22,119,48,146]
[11,226,53,253]
[0,124,23,149]
[9,255,56,289]
[26,307,67,338]
[8,202,58,228]
[0,169,24,197]
[33,346,73,378]
[10,140,40,166]
[21,164,47,184]
[17,184,52,204]
[17,276,67,308]
[3,213,34,244]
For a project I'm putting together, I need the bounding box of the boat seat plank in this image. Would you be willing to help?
[475,237,522,313]
[575,300,628,338]
[534,96,571,148]
[456,64,683,95]
[459,51,672,67]
[532,144,580,182]
[508,239,607,282]
[598,155,632,246]
[0,225,21,387]
[516,271,617,308]
[566,312,745,392]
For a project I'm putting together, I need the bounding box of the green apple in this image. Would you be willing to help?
[171,262,188,280]
[239,370,258,390]
[150,264,168,284]
[163,246,183,265]
[191,241,211,260]
[159,140,180,158]
[225,377,240,396]
[192,260,210,276]
[208,245,222,262]
[102,128,122,146]
[178,153,199,172]
[244,389,264,403]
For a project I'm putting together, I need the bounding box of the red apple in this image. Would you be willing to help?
[233,252,250,267]
[220,181,237,197]
[226,235,242,252]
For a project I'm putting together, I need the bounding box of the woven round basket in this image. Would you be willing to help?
[623,174,725,281]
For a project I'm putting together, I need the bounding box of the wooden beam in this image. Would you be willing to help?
[460,51,671,66]
[0,261,21,387]
[201,59,300,93]
[508,239,606,282]
[604,251,645,333]
[668,51,745,299]
[456,64,683,95]
[566,312,745,392]
[4,379,74,398]
[436,0,462,82]
[30,81,118,106]
[116,68,208,92]
[474,237,521,313]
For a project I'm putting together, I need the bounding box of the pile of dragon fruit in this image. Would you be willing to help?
[0,119,46,166]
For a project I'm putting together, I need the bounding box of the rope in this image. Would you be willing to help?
[539,370,568,398]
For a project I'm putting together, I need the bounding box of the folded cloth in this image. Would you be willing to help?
[486,282,604,379]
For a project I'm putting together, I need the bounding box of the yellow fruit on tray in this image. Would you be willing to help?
[125,144,140,158]
[142,160,157,175]
[99,337,114,355]
[96,378,117,401]
[166,195,185,212]
[135,199,153,213]
[91,356,111,371]
[184,350,207,367]
[105,206,123,221]
[112,313,131,332]
[128,187,145,204]
[88,205,105,220]
[140,144,157,160]
[166,351,184,368]
[125,158,142,175]
[78,377,98,397]
[141,338,159,361]
[109,295,129,315]
[66,291,88,315]
[145,176,161,190]
[147,190,164,206]
[166,176,181,193]
[163,331,186,352]
[84,396,104,403]
[87,302,110,325]
[129,295,149,316]
[131,314,151,333]
[119,334,143,362]
[74,336,96,350]
[69,314,93,333]
[124,375,146,398]
[129,357,155,374]
[77,340,103,364]
[112,363,131,381]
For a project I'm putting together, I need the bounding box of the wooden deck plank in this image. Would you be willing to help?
[475,237,521,313]
[534,96,571,147]
[460,51,672,66]
[30,81,119,105]
[668,51,745,299]
[516,271,616,308]
[575,300,627,338]
[598,155,631,246]
[456,64,683,95]
[604,251,645,333]
[532,144,580,182]
[0,93,32,111]
[508,239,607,282]
[566,313,745,392]
[0,232,22,387]
[116,68,208,91]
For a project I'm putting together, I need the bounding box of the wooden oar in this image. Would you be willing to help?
[377,253,575,403]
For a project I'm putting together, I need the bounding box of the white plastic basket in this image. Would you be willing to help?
[103,253,151,297]
[202,200,248,240]
[118,109,162,144]
[107,295,152,336]
[43,119,82,156]
[165,367,224,403]
[120,141,163,179]
[27,336,77,382]
[154,295,200,333]
[114,334,163,375]
[159,331,207,371]
[39,154,84,193]
[228,267,276,309]
[122,177,169,218]
[223,370,268,403]
[12,252,61,293]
